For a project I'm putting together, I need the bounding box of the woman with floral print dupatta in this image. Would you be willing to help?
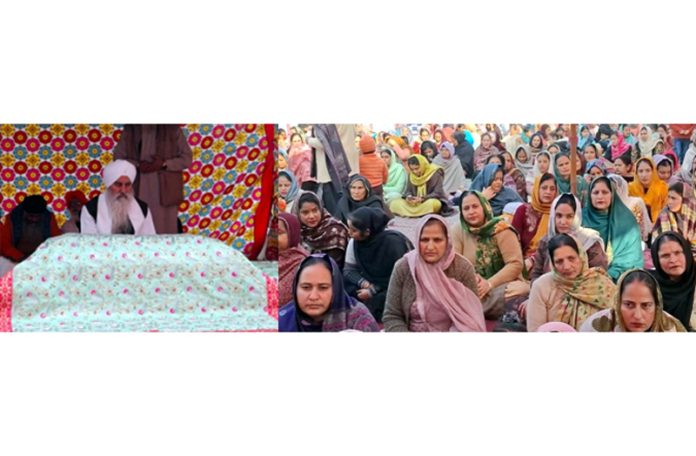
[451,191,529,320]
[527,233,615,332]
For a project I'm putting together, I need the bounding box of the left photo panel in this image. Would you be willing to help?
[0,123,278,332]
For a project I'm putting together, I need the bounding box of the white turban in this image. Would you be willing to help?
[103,159,137,188]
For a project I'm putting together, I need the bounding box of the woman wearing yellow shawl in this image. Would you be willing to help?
[389,155,450,218]
[628,157,669,223]
[527,233,616,331]
[511,173,558,271]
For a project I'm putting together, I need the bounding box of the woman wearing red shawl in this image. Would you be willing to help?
[383,215,486,332]
[278,213,310,306]
[511,173,558,270]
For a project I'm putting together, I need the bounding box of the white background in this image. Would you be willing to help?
[1,1,695,455]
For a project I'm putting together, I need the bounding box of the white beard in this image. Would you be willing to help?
[106,191,134,234]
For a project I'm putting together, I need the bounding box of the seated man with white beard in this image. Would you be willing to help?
[80,159,157,235]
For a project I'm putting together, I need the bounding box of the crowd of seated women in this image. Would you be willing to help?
[277,123,696,332]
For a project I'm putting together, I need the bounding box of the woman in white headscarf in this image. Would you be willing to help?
[607,174,651,242]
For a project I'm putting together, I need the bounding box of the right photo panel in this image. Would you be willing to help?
[277,123,696,333]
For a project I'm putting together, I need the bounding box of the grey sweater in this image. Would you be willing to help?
[382,254,479,332]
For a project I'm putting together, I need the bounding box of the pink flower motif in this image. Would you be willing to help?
[154,252,159,257]
[73,312,78,317]
[155,288,161,293]
[41,277,46,282]
[105,274,111,280]
[138,309,145,315]
[57,256,63,261]
[232,307,238,312]
[217,287,224,292]
[106,311,111,316]
[169,272,175,278]
[231,272,238,278]
[123,289,128,294]
[169,308,175,314]
[122,253,127,258]
[201,307,207,313]
[137,273,144,279]
[58,291,64,297]
[72,275,78,281]
[102,242,109,247]
[200,272,206,277]
[135,241,141,246]
[186,286,193,292]
[26,138,40,152]
[40,313,46,319]
[248,286,255,292]
[90,290,96,295]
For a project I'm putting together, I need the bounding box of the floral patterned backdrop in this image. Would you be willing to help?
[0,124,274,259]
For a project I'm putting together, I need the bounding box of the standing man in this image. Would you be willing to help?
[113,124,193,234]
[669,124,696,165]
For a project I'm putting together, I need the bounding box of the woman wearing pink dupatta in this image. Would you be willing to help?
[287,133,313,187]
[382,215,486,332]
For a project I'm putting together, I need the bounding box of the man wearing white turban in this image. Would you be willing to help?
[80,160,157,235]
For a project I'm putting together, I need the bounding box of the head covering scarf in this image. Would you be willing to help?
[547,193,604,251]
[103,159,136,188]
[408,154,442,197]
[64,190,88,206]
[433,141,466,194]
[459,191,514,278]
[582,176,644,280]
[652,182,696,254]
[419,140,439,162]
[652,154,673,173]
[649,232,696,330]
[527,175,555,253]
[553,152,589,201]
[335,174,386,224]
[637,126,659,158]
[611,133,630,160]
[533,151,554,178]
[470,163,523,216]
[549,234,616,329]
[404,215,486,332]
[278,213,310,306]
[452,131,475,177]
[628,157,669,222]
[577,125,593,150]
[586,269,686,332]
[278,169,300,204]
[585,159,607,176]
[382,147,407,197]
[278,253,379,332]
[514,144,535,177]
[350,207,413,290]
[293,192,348,254]
[278,149,289,170]
[528,132,545,155]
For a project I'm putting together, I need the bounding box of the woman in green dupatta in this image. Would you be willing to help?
[379,146,407,204]
[582,176,644,281]
[554,151,589,204]
[451,190,529,320]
